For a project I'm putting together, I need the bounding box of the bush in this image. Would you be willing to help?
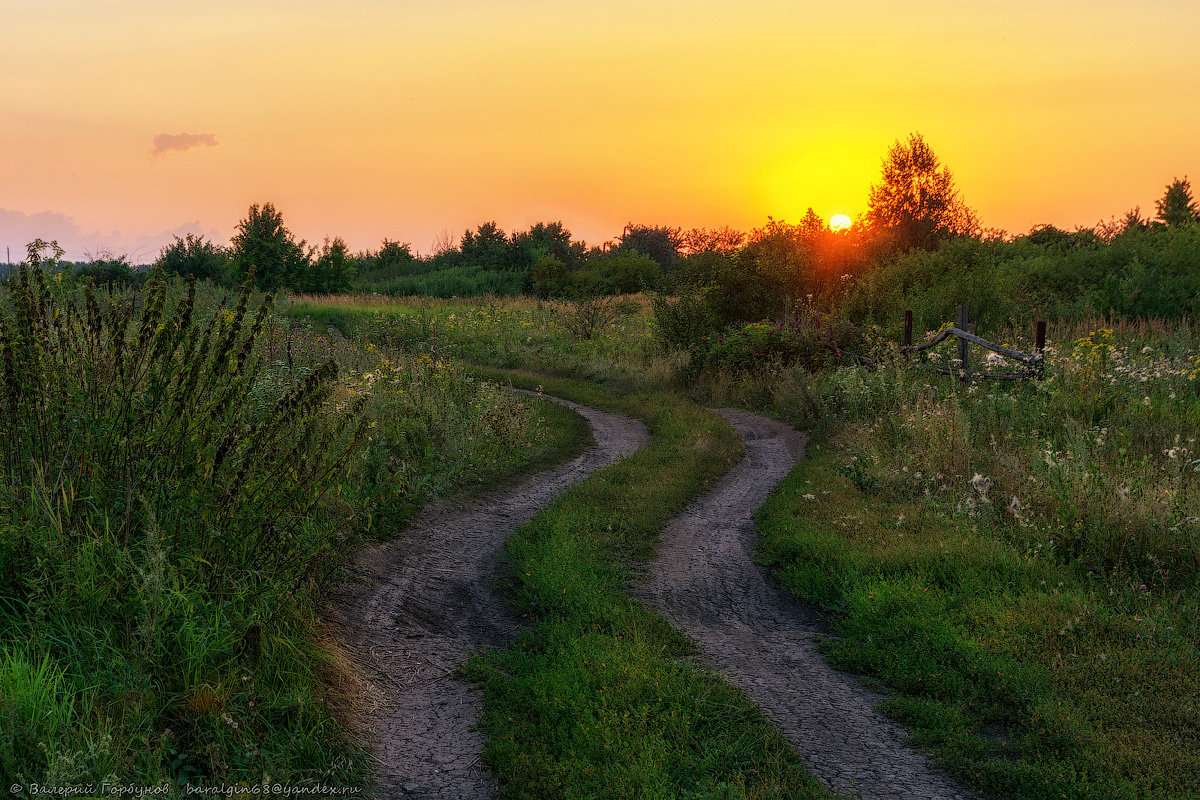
[71,256,148,289]
[529,253,662,299]
[843,223,1200,333]
[527,254,569,298]
[369,264,526,297]
[651,287,722,349]
[684,314,866,378]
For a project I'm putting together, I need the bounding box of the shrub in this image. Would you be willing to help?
[651,286,722,349]
[529,253,662,299]
[684,314,866,378]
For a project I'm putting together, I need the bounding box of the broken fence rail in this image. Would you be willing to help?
[900,306,1046,381]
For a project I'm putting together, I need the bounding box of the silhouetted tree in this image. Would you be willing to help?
[798,207,825,236]
[511,221,582,271]
[1155,177,1199,227]
[310,237,355,293]
[616,224,681,271]
[229,203,309,291]
[378,239,418,272]
[460,221,513,270]
[156,233,228,284]
[678,226,745,257]
[1120,207,1150,235]
[865,133,977,250]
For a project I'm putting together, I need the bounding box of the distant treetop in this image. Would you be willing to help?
[1155,177,1199,227]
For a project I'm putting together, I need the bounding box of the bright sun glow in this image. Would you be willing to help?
[830,213,853,231]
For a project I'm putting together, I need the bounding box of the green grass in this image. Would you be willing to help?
[758,443,1200,800]
[463,369,835,800]
[283,293,676,393]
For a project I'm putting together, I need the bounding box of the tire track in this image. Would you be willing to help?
[326,395,649,799]
[637,408,976,800]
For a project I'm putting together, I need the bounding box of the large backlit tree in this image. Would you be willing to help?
[865,133,977,251]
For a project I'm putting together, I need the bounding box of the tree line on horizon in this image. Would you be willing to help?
[10,133,1200,320]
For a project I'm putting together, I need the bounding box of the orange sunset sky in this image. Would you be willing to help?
[4,0,1200,262]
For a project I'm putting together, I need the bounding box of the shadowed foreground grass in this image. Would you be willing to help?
[462,369,835,800]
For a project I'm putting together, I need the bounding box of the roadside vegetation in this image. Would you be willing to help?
[755,324,1200,798]
[0,244,583,789]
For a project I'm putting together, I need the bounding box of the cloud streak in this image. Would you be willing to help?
[151,132,219,158]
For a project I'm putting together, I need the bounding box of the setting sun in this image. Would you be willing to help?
[830,214,852,231]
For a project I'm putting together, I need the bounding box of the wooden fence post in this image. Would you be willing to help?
[903,310,913,359]
[1035,320,1047,378]
[957,304,970,380]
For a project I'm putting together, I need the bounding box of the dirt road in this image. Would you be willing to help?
[326,396,649,799]
[638,408,976,800]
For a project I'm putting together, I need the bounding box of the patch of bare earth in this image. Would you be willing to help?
[325,396,649,799]
[637,408,977,800]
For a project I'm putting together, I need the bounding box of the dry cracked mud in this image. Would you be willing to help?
[325,394,649,799]
[638,408,977,800]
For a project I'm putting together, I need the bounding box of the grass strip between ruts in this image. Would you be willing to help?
[461,367,836,800]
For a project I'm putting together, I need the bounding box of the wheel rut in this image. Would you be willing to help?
[325,394,649,799]
[638,408,977,800]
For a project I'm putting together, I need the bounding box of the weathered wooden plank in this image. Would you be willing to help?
[902,327,1042,364]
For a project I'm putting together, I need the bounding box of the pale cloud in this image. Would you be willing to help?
[0,208,223,265]
[151,132,220,158]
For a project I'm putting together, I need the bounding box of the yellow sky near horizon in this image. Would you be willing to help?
[3,0,1199,260]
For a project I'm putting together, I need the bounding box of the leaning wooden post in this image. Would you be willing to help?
[903,310,913,361]
[1035,320,1047,378]
[957,304,970,380]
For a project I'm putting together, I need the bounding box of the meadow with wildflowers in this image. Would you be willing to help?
[753,318,1200,799]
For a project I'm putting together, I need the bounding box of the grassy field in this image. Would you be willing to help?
[289,292,1200,799]
[282,292,674,390]
[9,272,1198,798]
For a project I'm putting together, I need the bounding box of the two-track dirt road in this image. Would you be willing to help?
[330,398,973,800]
